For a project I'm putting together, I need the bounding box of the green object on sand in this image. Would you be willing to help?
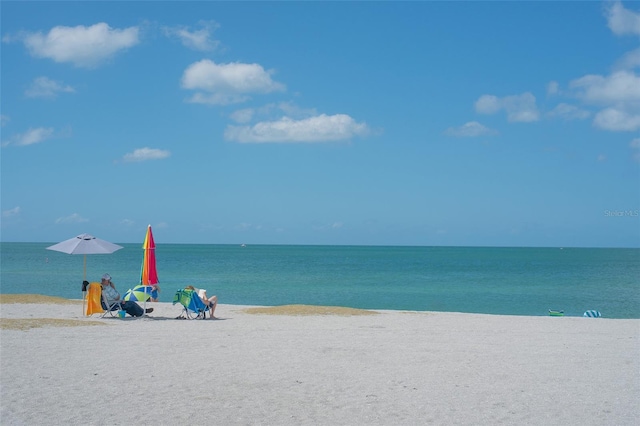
[549,310,564,316]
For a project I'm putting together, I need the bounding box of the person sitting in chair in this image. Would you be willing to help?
[185,285,217,319]
[101,273,153,317]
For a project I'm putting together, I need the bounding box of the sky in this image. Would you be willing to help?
[1,1,639,247]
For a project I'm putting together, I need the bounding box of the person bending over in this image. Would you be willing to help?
[101,273,153,317]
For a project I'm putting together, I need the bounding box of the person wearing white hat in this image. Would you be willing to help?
[100,273,153,317]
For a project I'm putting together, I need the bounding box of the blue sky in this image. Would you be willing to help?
[1,1,639,247]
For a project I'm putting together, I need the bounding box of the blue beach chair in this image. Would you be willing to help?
[173,288,209,319]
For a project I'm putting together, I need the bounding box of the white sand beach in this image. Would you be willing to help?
[1,297,638,425]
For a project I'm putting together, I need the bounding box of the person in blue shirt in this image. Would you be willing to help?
[150,285,160,302]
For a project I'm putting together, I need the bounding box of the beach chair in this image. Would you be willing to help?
[173,288,209,319]
[101,287,124,318]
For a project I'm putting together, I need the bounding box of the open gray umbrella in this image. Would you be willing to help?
[47,233,123,314]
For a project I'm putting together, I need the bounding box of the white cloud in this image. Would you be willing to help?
[570,71,640,105]
[225,114,369,143]
[187,92,250,105]
[235,222,253,231]
[122,147,171,162]
[55,213,88,224]
[230,102,318,124]
[15,23,139,68]
[475,92,540,122]
[444,121,497,137]
[230,108,255,123]
[1,115,9,126]
[500,93,540,122]
[600,3,640,132]
[593,108,640,131]
[606,1,640,36]
[568,70,640,131]
[547,103,591,121]
[597,154,607,162]
[474,95,501,115]
[313,222,344,231]
[162,21,219,51]
[25,76,75,98]
[614,47,640,70]
[547,81,559,95]
[181,59,285,105]
[2,206,21,218]
[2,127,55,147]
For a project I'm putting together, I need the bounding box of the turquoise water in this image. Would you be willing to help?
[1,243,638,318]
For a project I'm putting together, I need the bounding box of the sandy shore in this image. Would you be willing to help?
[1,297,638,425]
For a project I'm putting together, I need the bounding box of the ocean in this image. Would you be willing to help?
[1,243,638,318]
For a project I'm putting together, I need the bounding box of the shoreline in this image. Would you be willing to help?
[0,293,634,319]
[1,298,639,425]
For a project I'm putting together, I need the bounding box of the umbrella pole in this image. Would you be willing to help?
[82,255,87,315]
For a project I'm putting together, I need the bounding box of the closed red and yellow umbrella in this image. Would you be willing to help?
[141,225,158,286]
[139,225,159,313]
